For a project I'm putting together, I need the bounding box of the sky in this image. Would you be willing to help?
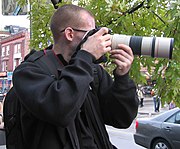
[0,15,30,31]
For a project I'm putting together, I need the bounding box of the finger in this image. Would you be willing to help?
[105,46,112,53]
[112,55,132,67]
[104,39,112,48]
[113,59,130,70]
[110,53,127,63]
[94,27,109,36]
[114,44,133,57]
[113,59,124,66]
[103,34,112,42]
[119,44,133,56]
[112,59,126,70]
[110,50,133,62]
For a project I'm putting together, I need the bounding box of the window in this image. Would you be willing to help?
[13,58,21,69]
[175,112,180,124]
[1,47,5,56]
[2,0,27,15]
[14,44,21,54]
[2,61,7,71]
[166,111,180,124]
[6,46,10,55]
[15,59,20,67]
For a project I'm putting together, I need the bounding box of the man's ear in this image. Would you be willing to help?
[64,27,74,41]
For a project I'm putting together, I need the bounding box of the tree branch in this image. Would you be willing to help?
[151,10,167,26]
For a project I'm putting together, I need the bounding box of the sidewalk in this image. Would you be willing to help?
[137,97,169,117]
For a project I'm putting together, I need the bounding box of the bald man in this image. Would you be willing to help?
[13,4,139,149]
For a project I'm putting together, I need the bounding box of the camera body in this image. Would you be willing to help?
[85,28,174,59]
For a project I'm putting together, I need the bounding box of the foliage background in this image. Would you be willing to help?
[17,0,180,106]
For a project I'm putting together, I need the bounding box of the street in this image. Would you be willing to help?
[107,96,168,149]
[107,124,145,149]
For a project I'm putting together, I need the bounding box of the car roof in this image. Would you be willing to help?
[152,107,180,121]
[138,107,180,122]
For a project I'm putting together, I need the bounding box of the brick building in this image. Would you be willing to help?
[0,0,30,93]
[0,29,30,92]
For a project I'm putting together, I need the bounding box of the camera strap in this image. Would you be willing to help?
[75,29,107,64]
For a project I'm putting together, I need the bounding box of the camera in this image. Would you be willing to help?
[81,28,174,59]
[111,34,174,59]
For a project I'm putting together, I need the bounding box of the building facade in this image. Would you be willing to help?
[0,0,30,93]
[0,29,30,92]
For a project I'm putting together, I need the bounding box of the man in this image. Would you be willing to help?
[13,4,139,149]
[151,90,160,112]
[138,87,144,107]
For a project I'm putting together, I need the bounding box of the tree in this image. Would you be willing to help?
[17,0,180,106]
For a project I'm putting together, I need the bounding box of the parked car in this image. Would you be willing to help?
[134,107,180,149]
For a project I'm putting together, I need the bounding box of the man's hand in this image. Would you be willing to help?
[81,27,112,60]
[110,44,134,76]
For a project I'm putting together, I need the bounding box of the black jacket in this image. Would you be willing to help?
[13,49,139,149]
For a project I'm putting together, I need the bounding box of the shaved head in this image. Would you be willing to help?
[50,4,95,43]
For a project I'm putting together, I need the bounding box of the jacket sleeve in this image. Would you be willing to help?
[97,66,139,128]
[13,50,95,127]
